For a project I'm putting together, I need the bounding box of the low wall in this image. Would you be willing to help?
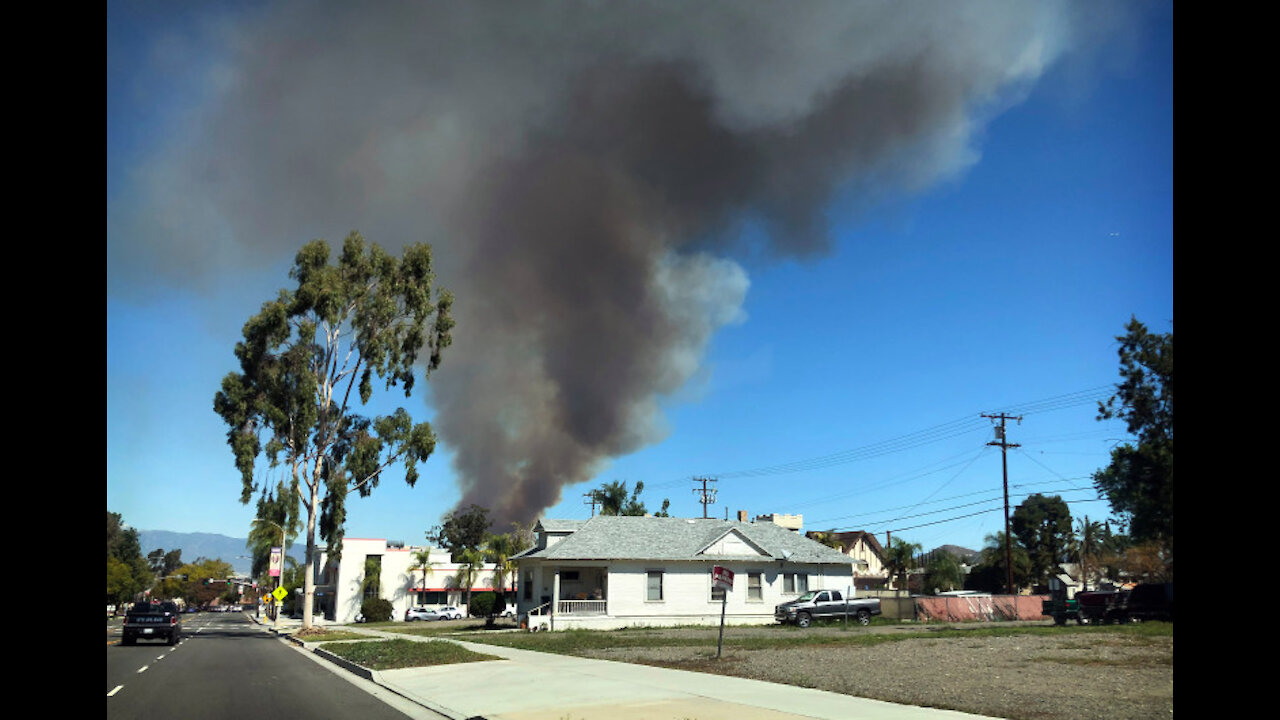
[874,594,1048,622]
[914,595,1048,622]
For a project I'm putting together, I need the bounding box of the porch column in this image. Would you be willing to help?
[551,568,560,632]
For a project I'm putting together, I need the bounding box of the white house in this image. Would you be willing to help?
[513,516,859,631]
[313,538,514,623]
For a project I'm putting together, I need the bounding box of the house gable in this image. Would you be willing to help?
[697,528,769,558]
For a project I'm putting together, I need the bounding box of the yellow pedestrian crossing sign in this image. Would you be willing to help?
[272,586,288,602]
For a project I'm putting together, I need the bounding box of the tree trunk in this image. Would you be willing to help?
[303,482,319,630]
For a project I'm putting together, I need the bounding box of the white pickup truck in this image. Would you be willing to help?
[775,589,881,627]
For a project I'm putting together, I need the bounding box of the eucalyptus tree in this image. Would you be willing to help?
[247,476,300,581]
[214,232,454,629]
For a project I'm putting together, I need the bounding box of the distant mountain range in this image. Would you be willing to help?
[139,530,306,577]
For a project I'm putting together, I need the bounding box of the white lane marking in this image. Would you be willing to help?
[107,685,123,697]
[137,665,149,674]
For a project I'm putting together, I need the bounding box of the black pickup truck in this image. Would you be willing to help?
[1104,582,1173,623]
[122,601,183,645]
[775,589,882,627]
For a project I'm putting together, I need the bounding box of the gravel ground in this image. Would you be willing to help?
[577,623,1174,720]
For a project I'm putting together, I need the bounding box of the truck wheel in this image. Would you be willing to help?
[856,610,871,626]
[796,612,811,628]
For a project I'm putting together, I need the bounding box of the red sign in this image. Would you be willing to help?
[712,566,734,590]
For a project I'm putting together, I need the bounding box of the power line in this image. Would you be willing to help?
[655,385,1114,488]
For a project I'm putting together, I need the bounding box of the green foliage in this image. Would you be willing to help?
[922,551,965,594]
[248,477,301,580]
[469,591,498,619]
[361,555,383,598]
[591,480,649,516]
[1094,317,1173,554]
[361,597,395,623]
[966,532,1033,593]
[883,537,922,591]
[1011,493,1073,586]
[484,529,529,603]
[453,547,485,609]
[175,558,236,606]
[213,233,453,628]
[107,511,152,606]
[147,548,184,577]
[429,504,492,553]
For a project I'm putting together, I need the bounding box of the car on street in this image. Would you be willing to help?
[122,601,183,645]
[437,606,465,620]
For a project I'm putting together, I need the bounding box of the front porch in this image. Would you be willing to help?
[523,565,609,630]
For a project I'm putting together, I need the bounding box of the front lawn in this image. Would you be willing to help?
[321,638,501,670]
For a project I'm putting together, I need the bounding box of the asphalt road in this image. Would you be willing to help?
[106,611,435,720]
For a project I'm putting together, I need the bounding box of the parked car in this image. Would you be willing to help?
[500,603,517,618]
[404,606,435,621]
[436,606,465,620]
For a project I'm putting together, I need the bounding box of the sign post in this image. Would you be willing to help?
[712,566,734,659]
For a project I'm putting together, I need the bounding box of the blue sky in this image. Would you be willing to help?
[107,2,1172,556]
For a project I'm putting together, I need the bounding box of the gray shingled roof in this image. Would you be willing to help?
[517,516,855,565]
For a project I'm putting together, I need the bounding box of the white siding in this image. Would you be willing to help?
[526,560,854,631]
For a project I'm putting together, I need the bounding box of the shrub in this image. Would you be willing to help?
[361,597,394,623]
[468,591,497,619]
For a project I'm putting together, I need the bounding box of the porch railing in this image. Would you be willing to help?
[557,599,607,615]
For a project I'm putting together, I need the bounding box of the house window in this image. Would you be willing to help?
[747,572,763,602]
[523,571,533,601]
[646,570,664,601]
[783,573,809,594]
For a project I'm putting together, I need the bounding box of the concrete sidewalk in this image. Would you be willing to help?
[262,617,997,720]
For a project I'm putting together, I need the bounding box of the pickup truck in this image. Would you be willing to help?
[775,589,881,627]
[122,601,183,645]
[1104,582,1173,624]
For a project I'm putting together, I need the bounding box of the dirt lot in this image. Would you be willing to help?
[572,622,1174,720]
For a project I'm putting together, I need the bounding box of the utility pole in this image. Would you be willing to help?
[583,492,599,517]
[983,413,1021,596]
[692,477,718,519]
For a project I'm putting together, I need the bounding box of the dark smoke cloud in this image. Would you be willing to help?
[108,1,1126,526]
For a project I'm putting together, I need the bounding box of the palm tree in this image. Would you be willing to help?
[884,537,922,593]
[1071,517,1105,591]
[923,551,964,594]
[454,547,485,613]
[483,532,524,606]
[411,548,435,606]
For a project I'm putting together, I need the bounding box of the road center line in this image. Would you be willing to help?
[137,665,148,674]
[107,685,123,697]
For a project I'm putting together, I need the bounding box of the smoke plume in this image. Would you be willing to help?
[108,1,1122,526]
